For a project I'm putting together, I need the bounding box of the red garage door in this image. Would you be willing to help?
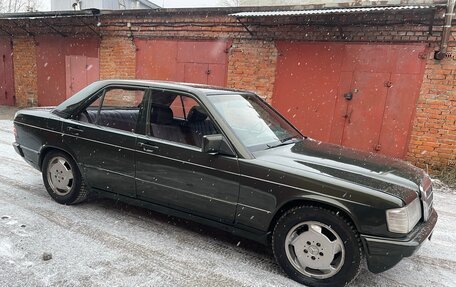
[65,55,99,98]
[273,42,426,159]
[135,39,229,86]
[35,36,99,106]
[0,37,15,106]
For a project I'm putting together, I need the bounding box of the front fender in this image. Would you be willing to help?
[271,193,363,232]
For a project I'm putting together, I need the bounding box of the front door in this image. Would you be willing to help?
[135,89,239,223]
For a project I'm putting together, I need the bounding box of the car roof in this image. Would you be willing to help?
[53,79,255,117]
[97,79,252,95]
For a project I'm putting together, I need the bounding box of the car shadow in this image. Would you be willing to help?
[87,196,276,256]
[85,197,379,286]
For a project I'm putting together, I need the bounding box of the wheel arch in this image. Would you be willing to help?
[38,145,79,172]
[267,196,361,241]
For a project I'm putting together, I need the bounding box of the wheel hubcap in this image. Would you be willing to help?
[47,156,74,196]
[285,221,345,279]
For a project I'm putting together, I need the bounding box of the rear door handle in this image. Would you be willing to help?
[67,126,83,135]
[138,142,159,153]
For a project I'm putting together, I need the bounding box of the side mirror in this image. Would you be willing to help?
[202,134,236,156]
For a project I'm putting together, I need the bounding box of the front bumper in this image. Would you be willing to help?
[361,208,438,273]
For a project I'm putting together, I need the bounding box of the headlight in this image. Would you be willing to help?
[386,198,421,234]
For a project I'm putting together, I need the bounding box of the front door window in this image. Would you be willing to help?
[148,90,219,148]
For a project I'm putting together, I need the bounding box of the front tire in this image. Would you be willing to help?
[42,151,88,205]
[272,205,362,287]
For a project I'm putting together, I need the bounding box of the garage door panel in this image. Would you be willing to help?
[273,42,344,141]
[0,37,14,106]
[136,39,228,86]
[341,72,389,151]
[65,56,100,98]
[184,63,208,84]
[342,44,393,73]
[177,41,227,64]
[273,42,426,158]
[378,73,423,158]
[329,71,353,145]
[65,55,86,97]
[208,64,227,86]
[136,39,178,81]
[391,45,427,74]
[175,62,185,82]
[36,36,99,106]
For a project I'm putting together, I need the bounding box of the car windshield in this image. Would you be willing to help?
[208,94,303,151]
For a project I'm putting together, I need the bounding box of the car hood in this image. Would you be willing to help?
[253,138,426,202]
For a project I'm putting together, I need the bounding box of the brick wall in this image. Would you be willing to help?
[12,37,38,107]
[406,44,456,172]
[97,10,442,43]
[245,16,442,43]
[99,36,136,79]
[227,39,278,101]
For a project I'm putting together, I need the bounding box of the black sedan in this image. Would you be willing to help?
[13,80,437,287]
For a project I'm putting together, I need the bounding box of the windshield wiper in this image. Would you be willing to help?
[266,137,301,149]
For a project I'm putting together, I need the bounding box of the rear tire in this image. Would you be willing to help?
[272,205,363,287]
[42,151,88,205]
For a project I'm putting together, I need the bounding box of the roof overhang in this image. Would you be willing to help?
[229,5,436,18]
[227,4,441,37]
[0,4,444,38]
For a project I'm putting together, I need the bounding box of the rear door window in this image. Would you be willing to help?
[77,87,146,133]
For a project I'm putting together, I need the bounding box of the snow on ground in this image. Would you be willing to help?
[0,119,455,287]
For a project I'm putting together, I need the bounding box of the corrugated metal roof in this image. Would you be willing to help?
[229,5,433,17]
[138,0,161,9]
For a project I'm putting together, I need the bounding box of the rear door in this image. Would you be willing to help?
[62,85,147,197]
[135,89,240,223]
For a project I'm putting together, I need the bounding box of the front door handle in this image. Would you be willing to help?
[67,126,83,135]
[138,142,159,153]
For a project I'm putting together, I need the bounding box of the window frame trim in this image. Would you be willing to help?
[70,84,150,134]
[143,87,238,157]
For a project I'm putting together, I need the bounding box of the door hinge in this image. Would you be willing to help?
[343,109,353,123]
